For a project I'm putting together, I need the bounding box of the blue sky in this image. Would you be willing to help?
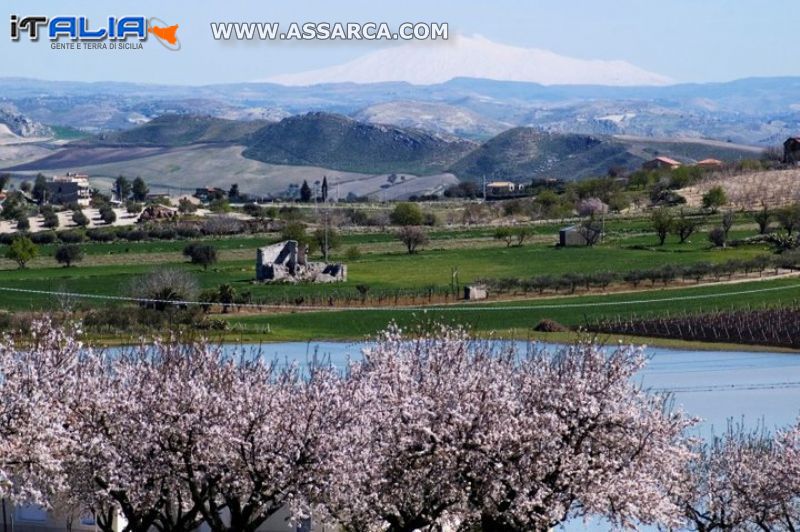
[4,0,799,85]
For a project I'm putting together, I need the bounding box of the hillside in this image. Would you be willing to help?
[242,112,477,174]
[450,128,762,182]
[0,107,52,139]
[84,115,270,147]
[449,129,639,181]
[353,101,509,140]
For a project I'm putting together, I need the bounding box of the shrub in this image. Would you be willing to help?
[313,227,342,260]
[72,210,89,228]
[651,208,674,245]
[5,236,37,269]
[99,206,116,225]
[119,229,147,242]
[182,243,218,270]
[752,204,772,235]
[344,246,362,261]
[176,225,201,239]
[55,244,83,267]
[16,216,29,231]
[148,227,177,240]
[178,198,197,214]
[708,227,726,248]
[57,230,85,244]
[701,186,727,212]
[30,231,56,245]
[390,202,424,226]
[396,226,429,254]
[533,319,568,332]
[42,210,59,229]
[87,228,116,242]
[201,216,242,236]
[494,227,514,247]
[129,268,199,311]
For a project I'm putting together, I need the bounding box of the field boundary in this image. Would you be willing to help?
[2,281,800,313]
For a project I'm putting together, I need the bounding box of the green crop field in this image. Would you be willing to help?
[0,214,790,345]
[221,277,800,342]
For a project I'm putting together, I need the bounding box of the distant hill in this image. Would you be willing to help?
[0,107,52,139]
[449,129,639,181]
[241,112,477,174]
[353,101,509,140]
[5,114,763,191]
[449,128,761,182]
[83,115,270,147]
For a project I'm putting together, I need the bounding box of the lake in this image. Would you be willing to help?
[234,341,800,437]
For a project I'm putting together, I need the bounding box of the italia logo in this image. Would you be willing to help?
[10,15,180,50]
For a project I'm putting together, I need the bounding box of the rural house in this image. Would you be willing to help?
[641,156,682,171]
[45,173,91,206]
[695,158,723,169]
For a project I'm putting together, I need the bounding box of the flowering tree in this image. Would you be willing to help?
[62,340,350,532]
[0,319,78,505]
[186,355,349,532]
[6,320,800,532]
[465,343,695,531]
[316,325,514,532]
[577,197,609,218]
[62,344,209,532]
[316,327,695,532]
[674,424,800,531]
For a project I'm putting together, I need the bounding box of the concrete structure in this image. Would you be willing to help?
[256,240,346,283]
[641,156,681,171]
[559,225,589,247]
[486,181,520,196]
[784,137,800,165]
[45,172,91,206]
[464,284,488,300]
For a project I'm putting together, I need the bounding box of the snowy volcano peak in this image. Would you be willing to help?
[267,34,673,87]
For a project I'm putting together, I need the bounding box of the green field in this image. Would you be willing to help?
[220,277,800,341]
[0,230,772,310]
[0,214,791,345]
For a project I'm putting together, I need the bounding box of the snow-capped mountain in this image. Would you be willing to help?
[267,34,673,87]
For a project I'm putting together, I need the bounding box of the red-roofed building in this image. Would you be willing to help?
[696,158,723,169]
[642,156,682,171]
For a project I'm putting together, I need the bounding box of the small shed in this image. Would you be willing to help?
[464,285,488,301]
[784,137,800,164]
[696,158,723,169]
[559,225,588,247]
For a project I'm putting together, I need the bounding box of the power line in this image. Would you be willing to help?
[653,381,800,393]
[1,282,799,312]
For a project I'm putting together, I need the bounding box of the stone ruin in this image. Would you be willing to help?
[137,204,177,223]
[255,240,347,283]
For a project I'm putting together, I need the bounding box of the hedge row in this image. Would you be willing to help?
[478,254,798,295]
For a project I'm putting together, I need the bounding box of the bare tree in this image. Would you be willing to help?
[396,226,429,254]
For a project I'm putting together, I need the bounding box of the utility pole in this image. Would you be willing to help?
[482,175,486,201]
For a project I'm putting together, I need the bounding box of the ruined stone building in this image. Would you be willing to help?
[256,240,346,283]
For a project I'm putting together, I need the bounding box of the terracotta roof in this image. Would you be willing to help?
[652,156,682,166]
[696,158,722,165]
